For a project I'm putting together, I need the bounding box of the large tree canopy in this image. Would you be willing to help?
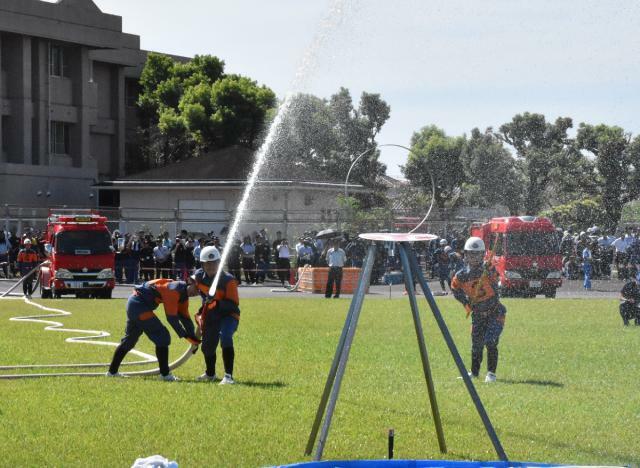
[402,125,466,212]
[134,53,276,170]
[576,123,640,231]
[496,112,573,215]
[264,88,390,206]
[460,128,523,215]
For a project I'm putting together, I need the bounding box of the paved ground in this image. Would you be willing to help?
[0,276,624,300]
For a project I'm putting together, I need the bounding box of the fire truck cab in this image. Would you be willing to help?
[470,216,563,298]
[39,212,115,299]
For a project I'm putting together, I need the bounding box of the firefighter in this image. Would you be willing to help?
[619,273,640,326]
[17,238,39,298]
[432,239,451,292]
[107,278,201,381]
[451,237,506,383]
[193,246,240,385]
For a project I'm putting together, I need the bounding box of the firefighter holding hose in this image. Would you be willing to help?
[192,246,240,385]
[451,236,507,383]
[107,278,201,381]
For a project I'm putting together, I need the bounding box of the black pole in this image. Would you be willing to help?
[406,247,508,462]
[388,428,394,459]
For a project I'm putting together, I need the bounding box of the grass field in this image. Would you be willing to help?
[0,296,638,467]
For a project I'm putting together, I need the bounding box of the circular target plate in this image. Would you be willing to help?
[358,232,438,242]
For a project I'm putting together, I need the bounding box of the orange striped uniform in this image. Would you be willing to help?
[132,279,194,338]
[17,248,39,276]
[451,263,501,315]
[193,268,240,323]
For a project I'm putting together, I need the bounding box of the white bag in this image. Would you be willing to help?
[131,455,178,468]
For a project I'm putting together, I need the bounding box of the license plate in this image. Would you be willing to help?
[529,280,542,288]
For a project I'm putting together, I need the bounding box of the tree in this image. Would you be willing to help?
[263,89,390,207]
[496,113,573,214]
[461,128,523,215]
[575,123,640,231]
[539,198,607,231]
[133,53,276,170]
[547,144,598,204]
[403,125,466,212]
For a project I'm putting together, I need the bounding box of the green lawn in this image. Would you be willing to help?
[0,296,638,467]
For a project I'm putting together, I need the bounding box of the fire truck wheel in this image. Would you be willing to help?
[100,290,112,299]
[52,288,61,299]
[544,289,557,299]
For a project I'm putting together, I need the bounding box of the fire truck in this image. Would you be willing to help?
[470,216,563,298]
[39,211,115,299]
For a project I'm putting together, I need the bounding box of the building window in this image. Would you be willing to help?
[125,79,141,107]
[304,194,314,206]
[49,45,69,77]
[1,116,9,156]
[50,121,70,154]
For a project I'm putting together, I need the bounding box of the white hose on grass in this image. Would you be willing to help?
[0,295,197,379]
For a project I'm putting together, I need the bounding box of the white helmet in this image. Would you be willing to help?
[464,237,485,252]
[444,246,452,253]
[24,238,32,245]
[199,246,221,262]
[439,239,448,246]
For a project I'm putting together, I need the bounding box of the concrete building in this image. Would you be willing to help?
[0,0,151,207]
[0,0,373,239]
[96,146,368,239]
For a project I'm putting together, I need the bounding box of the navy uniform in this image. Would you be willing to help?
[17,241,39,296]
[108,279,198,379]
[451,244,506,380]
[620,277,640,326]
[193,268,240,382]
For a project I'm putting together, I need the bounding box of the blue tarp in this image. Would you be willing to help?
[275,460,565,468]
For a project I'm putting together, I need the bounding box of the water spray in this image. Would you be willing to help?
[209,0,353,297]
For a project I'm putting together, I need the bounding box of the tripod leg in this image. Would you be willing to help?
[306,244,376,459]
[399,243,446,454]
[407,248,508,462]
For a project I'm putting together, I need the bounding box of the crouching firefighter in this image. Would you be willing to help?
[619,273,640,326]
[107,278,201,381]
[193,246,240,385]
[451,236,506,383]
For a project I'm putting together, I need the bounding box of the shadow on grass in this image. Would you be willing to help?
[185,379,287,389]
[239,379,287,389]
[498,378,564,388]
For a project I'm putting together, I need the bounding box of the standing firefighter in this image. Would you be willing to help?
[107,278,201,381]
[432,239,451,292]
[619,273,640,326]
[193,246,240,385]
[451,237,506,383]
[17,239,39,298]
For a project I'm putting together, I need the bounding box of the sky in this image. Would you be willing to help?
[88,0,640,178]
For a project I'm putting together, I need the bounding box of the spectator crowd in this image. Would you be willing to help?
[2,223,640,289]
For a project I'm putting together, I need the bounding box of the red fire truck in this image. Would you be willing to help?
[39,211,115,299]
[470,216,563,298]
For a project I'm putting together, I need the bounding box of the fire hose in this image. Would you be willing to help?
[0,266,197,379]
[270,264,311,293]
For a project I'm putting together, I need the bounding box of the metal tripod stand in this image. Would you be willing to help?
[305,236,508,462]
